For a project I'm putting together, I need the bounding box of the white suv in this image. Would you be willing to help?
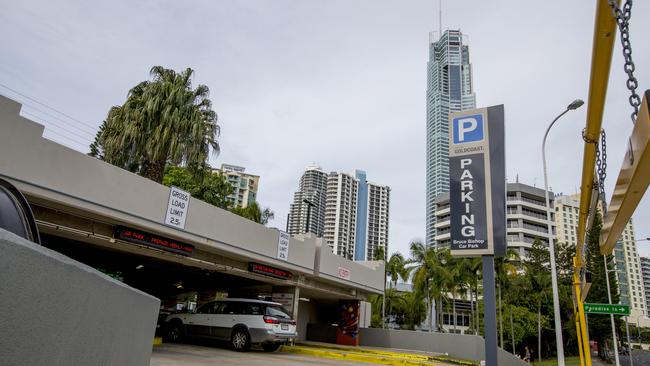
[164,298,297,352]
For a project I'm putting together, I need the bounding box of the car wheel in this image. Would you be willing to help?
[231,328,251,352]
[262,343,281,352]
[166,321,183,343]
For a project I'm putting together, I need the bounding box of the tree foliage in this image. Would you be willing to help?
[230,202,275,225]
[162,166,233,210]
[584,211,622,357]
[90,66,220,183]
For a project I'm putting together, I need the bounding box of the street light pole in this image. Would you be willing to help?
[302,199,315,234]
[542,99,583,366]
[636,313,645,341]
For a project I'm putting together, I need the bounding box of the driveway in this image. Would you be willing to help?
[151,343,368,366]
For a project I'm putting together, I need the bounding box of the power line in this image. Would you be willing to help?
[21,103,97,137]
[22,111,91,150]
[0,82,100,132]
[22,111,93,146]
[39,126,89,152]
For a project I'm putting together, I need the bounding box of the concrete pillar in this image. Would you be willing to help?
[271,286,300,318]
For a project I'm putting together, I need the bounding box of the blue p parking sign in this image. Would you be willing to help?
[453,114,484,144]
[449,106,505,257]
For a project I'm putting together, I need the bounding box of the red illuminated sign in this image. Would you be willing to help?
[114,226,194,256]
[248,262,292,280]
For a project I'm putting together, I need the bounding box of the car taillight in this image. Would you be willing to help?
[290,320,296,325]
[263,316,280,324]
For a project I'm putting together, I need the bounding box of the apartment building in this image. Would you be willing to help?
[215,164,259,208]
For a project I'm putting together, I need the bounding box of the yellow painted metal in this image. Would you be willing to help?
[574,257,592,366]
[600,91,650,253]
[577,0,620,262]
[574,2,620,365]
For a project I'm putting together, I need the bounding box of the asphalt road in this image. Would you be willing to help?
[618,349,650,366]
[150,343,368,366]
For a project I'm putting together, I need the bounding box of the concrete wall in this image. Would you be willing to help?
[360,328,527,366]
[0,96,315,275]
[0,228,160,366]
[314,239,384,293]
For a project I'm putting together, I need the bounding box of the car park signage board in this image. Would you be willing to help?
[277,230,290,261]
[448,105,506,257]
[164,186,190,229]
[248,262,293,280]
[114,226,194,256]
[338,266,351,280]
[584,303,630,315]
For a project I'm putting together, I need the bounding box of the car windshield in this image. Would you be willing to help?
[265,304,291,319]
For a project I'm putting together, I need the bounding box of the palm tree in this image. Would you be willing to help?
[495,248,521,346]
[230,202,274,225]
[386,252,409,289]
[91,66,220,183]
[409,242,449,332]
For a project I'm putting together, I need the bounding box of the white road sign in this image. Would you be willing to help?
[164,186,190,229]
[277,230,290,261]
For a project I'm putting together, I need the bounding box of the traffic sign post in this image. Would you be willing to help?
[584,303,630,316]
[449,105,506,366]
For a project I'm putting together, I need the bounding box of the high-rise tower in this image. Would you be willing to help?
[287,165,328,237]
[288,166,390,261]
[425,29,476,247]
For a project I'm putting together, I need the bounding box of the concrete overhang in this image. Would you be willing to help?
[0,95,383,297]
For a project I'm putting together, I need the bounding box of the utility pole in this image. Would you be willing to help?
[604,255,620,366]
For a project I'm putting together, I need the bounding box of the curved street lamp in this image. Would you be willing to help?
[542,99,584,366]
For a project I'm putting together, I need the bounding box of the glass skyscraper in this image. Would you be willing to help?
[425,29,476,247]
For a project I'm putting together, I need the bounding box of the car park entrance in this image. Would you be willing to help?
[0,98,385,351]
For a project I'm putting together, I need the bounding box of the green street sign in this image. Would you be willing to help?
[583,303,630,315]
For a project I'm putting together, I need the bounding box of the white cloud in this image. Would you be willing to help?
[1,0,649,258]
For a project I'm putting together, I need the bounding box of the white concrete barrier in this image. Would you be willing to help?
[0,228,160,366]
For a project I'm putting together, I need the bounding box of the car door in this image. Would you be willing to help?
[211,301,238,340]
[186,302,215,337]
[239,302,264,332]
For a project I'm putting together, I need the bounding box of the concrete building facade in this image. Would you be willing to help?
[554,194,647,324]
[641,256,650,314]
[214,164,259,208]
[287,165,328,237]
[434,182,555,259]
[0,95,386,346]
[426,29,476,247]
[324,172,359,260]
[289,166,390,261]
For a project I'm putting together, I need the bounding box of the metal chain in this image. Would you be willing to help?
[596,130,608,212]
[608,0,641,124]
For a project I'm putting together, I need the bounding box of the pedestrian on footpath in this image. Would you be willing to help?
[523,346,531,364]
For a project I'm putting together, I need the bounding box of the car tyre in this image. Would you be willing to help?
[262,343,281,352]
[231,328,251,352]
[165,321,183,343]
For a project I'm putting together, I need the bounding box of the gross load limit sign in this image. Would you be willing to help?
[165,186,191,229]
[449,105,506,257]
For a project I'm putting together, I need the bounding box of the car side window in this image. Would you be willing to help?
[220,302,239,315]
[196,302,212,314]
[210,302,225,314]
[240,303,263,315]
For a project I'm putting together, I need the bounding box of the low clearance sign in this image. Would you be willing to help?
[448,105,506,257]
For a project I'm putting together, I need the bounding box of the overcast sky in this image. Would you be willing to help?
[1,0,649,258]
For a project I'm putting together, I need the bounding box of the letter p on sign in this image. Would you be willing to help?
[453,114,484,144]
